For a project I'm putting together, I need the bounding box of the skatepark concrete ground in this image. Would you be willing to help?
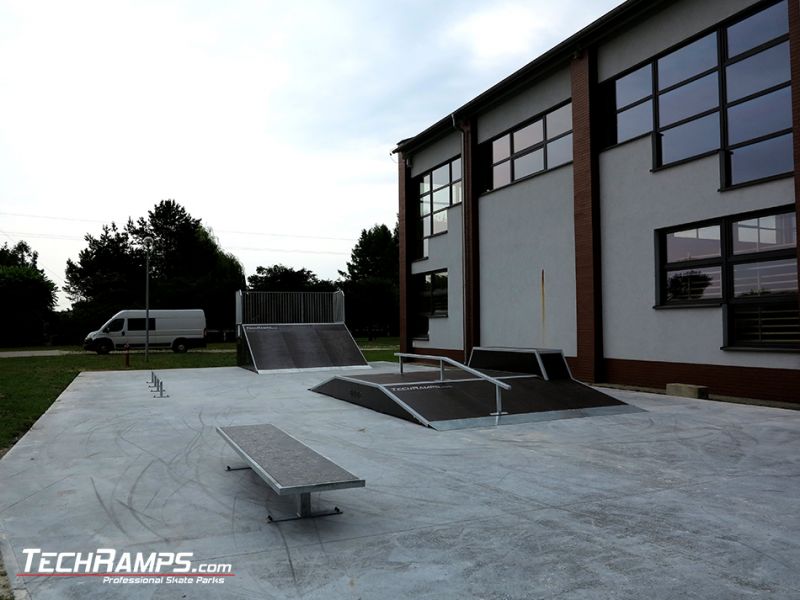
[0,363,798,599]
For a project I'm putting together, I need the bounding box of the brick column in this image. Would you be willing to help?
[460,118,481,360]
[570,49,604,382]
[398,154,413,353]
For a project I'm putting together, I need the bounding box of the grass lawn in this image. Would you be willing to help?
[0,339,399,452]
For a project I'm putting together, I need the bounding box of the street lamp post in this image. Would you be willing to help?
[144,236,154,362]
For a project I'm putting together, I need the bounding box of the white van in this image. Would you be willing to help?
[84,309,207,354]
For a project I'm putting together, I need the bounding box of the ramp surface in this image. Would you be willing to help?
[242,323,367,372]
[312,369,640,430]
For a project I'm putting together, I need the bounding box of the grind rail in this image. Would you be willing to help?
[395,352,512,422]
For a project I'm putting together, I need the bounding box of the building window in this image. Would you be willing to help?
[411,270,448,339]
[603,0,792,185]
[486,102,572,191]
[414,157,461,259]
[658,207,798,348]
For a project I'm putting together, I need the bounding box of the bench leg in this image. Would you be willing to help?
[266,493,343,523]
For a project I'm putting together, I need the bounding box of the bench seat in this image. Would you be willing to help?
[217,424,365,521]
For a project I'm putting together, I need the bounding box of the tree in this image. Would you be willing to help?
[338,224,399,339]
[0,241,57,346]
[65,200,245,333]
[248,264,335,292]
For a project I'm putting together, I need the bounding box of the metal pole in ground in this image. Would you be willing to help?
[144,236,154,363]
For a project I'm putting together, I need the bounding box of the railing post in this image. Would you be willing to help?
[399,355,404,374]
[439,359,445,381]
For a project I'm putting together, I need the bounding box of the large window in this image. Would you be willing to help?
[603,0,793,186]
[658,207,798,348]
[414,157,461,259]
[411,270,448,339]
[486,102,573,191]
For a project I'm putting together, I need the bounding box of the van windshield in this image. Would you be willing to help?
[105,318,124,333]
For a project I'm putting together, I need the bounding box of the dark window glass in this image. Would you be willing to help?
[547,103,572,138]
[730,132,793,185]
[419,196,431,216]
[452,181,463,204]
[492,135,511,162]
[665,266,722,301]
[432,188,449,210]
[419,174,430,195]
[432,164,450,189]
[106,318,124,332]
[617,101,653,142]
[422,238,428,258]
[658,33,717,90]
[733,212,796,255]
[660,113,720,164]
[726,41,790,102]
[431,272,448,314]
[730,301,800,346]
[547,134,572,168]
[666,226,721,262]
[727,86,792,145]
[421,217,431,238]
[513,149,544,179]
[493,161,511,188]
[658,72,718,127]
[727,0,788,58]
[733,258,798,297]
[128,318,155,331]
[451,158,462,181]
[513,120,543,152]
[616,64,652,108]
[432,210,447,235]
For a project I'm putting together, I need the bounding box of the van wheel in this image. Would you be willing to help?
[96,340,113,355]
[172,339,188,353]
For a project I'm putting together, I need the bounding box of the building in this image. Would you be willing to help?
[394,0,799,403]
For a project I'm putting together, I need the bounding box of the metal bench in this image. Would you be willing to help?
[217,424,365,522]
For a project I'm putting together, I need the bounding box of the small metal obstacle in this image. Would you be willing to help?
[148,372,169,398]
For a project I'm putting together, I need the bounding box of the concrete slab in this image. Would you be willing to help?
[0,363,799,599]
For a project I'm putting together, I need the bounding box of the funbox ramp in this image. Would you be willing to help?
[311,347,643,430]
[239,323,367,373]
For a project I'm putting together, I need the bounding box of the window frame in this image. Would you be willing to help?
[656,204,798,349]
[413,157,462,260]
[602,0,793,187]
[411,269,449,340]
[486,100,573,192]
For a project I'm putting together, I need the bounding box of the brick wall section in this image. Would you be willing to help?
[570,50,604,383]
[789,0,800,318]
[398,154,411,353]
[461,118,481,360]
[606,359,800,404]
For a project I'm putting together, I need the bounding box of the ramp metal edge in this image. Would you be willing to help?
[241,326,258,373]
[258,365,371,375]
[429,404,646,431]
[313,375,433,428]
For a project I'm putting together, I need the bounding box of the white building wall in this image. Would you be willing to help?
[411,204,464,351]
[598,0,761,81]
[599,136,799,370]
[409,131,460,177]
[477,68,571,143]
[478,166,576,355]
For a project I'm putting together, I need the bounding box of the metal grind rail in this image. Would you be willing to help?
[395,352,511,423]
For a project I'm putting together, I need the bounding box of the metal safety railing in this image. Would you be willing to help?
[236,290,345,325]
[395,352,511,423]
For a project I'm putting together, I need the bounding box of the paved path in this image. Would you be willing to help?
[0,364,798,599]
[0,349,235,358]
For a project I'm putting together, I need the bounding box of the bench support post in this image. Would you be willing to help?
[267,494,343,523]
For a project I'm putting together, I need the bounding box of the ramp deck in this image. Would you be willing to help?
[240,323,367,373]
[312,368,641,430]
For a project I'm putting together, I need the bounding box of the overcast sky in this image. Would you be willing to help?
[0,0,621,309]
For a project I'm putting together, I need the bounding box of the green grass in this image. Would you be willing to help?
[0,351,236,450]
[0,339,399,452]
[355,336,399,349]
